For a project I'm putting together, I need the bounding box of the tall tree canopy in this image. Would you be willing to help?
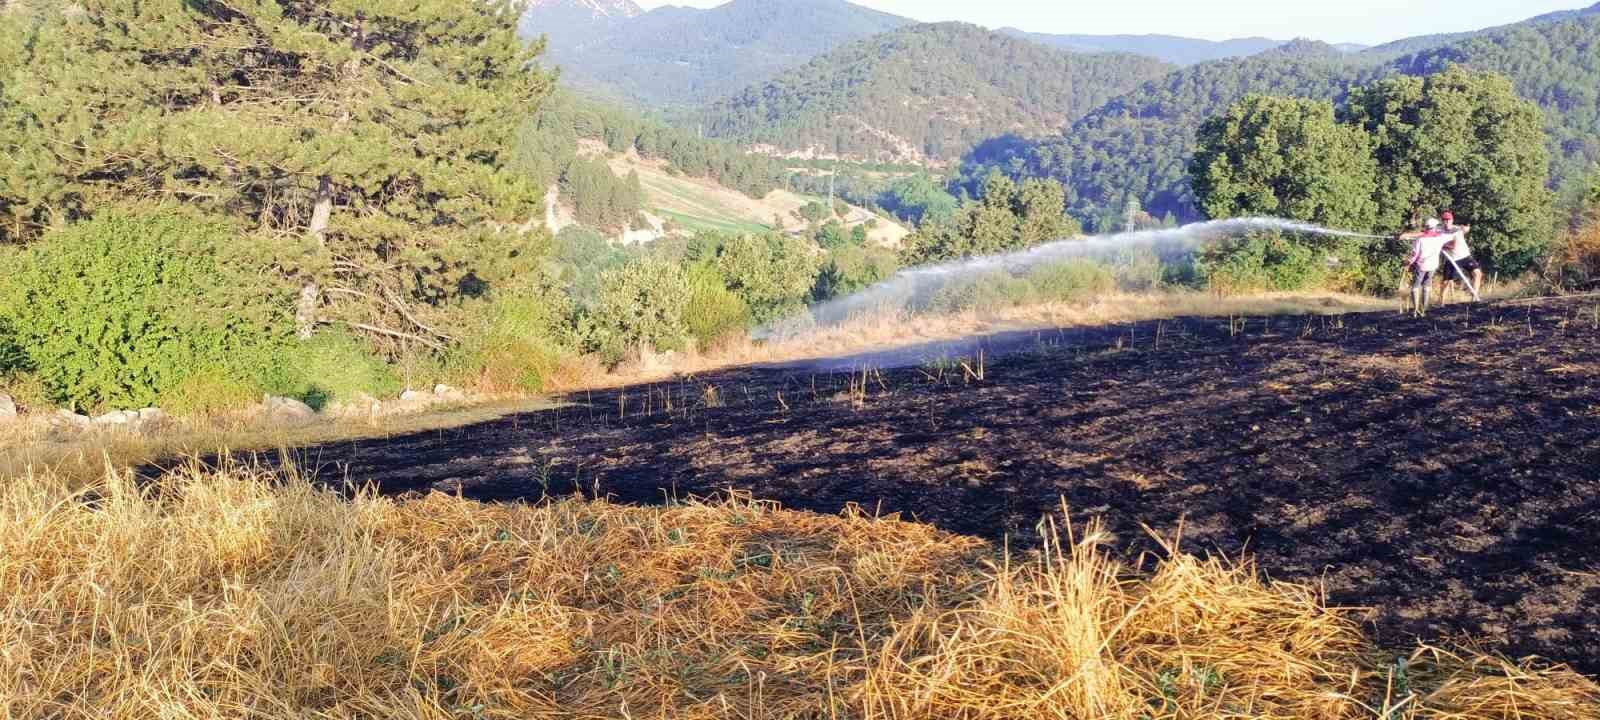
[0,0,555,347]
[1190,95,1379,232]
[1344,67,1553,273]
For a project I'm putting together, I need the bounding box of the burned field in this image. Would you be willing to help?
[279,297,1600,671]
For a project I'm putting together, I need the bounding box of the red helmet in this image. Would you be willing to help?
[1441,211,1454,222]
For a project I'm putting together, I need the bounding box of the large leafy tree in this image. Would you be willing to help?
[1342,68,1551,272]
[0,0,555,348]
[901,174,1081,265]
[1190,94,1379,231]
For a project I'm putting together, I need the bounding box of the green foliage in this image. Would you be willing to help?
[1394,14,1600,194]
[1196,233,1338,293]
[1344,67,1554,274]
[926,272,1037,314]
[449,273,581,393]
[813,246,902,301]
[901,176,1081,265]
[548,226,629,309]
[701,23,1172,164]
[560,158,644,231]
[1190,95,1379,231]
[0,210,289,412]
[964,43,1381,226]
[1027,261,1116,302]
[711,234,823,323]
[799,202,832,224]
[0,0,555,343]
[880,175,960,226]
[586,259,691,363]
[262,331,404,411]
[683,265,751,350]
[815,220,855,250]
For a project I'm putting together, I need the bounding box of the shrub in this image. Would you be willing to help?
[0,317,24,377]
[1196,232,1338,294]
[1028,260,1115,303]
[585,258,691,364]
[1111,248,1164,292]
[448,273,581,394]
[813,245,900,301]
[0,209,290,412]
[683,264,750,349]
[926,272,1037,314]
[262,330,404,410]
[160,368,261,417]
[713,234,822,322]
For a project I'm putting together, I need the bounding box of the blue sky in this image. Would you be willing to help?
[633,0,1589,46]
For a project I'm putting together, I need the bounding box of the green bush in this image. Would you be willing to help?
[160,368,261,417]
[683,264,750,349]
[0,317,24,377]
[585,258,691,364]
[448,273,581,393]
[0,209,290,412]
[1027,260,1115,302]
[713,233,822,322]
[813,245,900,301]
[1111,248,1164,292]
[1196,233,1336,294]
[926,272,1037,314]
[261,330,403,410]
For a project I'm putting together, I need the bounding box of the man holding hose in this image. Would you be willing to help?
[1400,219,1450,317]
[1437,211,1481,303]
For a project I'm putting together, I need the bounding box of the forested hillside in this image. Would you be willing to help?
[701,23,1174,165]
[1396,12,1600,196]
[968,6,1600,229]
[965,40,1384,228]
[523,0,912,107]
[998,29,1283,66]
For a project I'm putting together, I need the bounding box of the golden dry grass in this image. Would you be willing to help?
[1,461,1593,719]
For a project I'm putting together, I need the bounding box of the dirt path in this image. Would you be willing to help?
[257,298,1600,672]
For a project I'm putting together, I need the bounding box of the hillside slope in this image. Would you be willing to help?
[972,5,1600,227]
[523,0,913,107]
[700,23,1174,165]
[999,29,1282,66]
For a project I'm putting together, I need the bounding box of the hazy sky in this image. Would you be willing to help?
[632,0,1589,46]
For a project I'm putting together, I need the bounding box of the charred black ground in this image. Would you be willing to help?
[239,297,1600,671]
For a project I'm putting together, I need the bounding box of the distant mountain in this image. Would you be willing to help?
[998,29,1281,66]
[1359,1,1600,62]
[699,23,1174,165]
[519,0,643,44]
[522,0,915,107]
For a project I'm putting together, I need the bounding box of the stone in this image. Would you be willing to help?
[137,407,168,425]
[399,388,425,402]
[93,410,133,426]
[432,384,454,396]
[53,409,91,428]
[262,395,316,422]
[0,393,15,422]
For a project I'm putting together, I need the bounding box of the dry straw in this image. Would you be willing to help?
[0,461,1593,719]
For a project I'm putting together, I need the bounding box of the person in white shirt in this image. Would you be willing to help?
[1437,210,1481,302]
[1400,218,1450,317]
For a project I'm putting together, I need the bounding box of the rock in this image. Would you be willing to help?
[137,408,169,427]
[262,395,316,423]
[399,389,424,402]
[433,384,465,401]
[52,409,92,429]
[93,410,139,426]
[0,393,15,422]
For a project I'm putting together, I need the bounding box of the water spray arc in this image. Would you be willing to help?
[784,217,1396,334]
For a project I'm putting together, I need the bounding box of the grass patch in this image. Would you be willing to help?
[655,208,771,235]
[0,461,1592,718]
